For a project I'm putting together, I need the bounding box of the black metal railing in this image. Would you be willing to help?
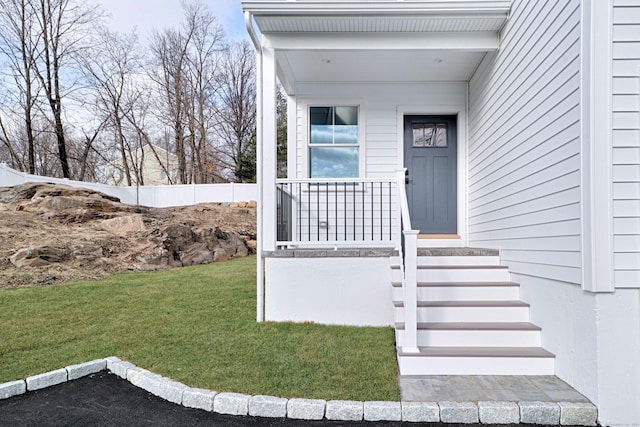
[276,178,398,244]
[276,186,293,241]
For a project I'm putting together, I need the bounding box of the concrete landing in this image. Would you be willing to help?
[400,375,589,402]
[399,375,597,424]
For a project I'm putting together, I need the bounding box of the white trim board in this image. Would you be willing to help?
[580,0,615,293]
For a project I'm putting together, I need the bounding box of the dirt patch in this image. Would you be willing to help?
[0,182,256,288]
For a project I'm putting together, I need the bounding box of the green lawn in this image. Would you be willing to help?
[0,256,400,401]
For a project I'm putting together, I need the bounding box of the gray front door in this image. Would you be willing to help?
[404,115,457,234]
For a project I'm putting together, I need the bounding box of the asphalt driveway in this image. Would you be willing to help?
[0,371,413,426]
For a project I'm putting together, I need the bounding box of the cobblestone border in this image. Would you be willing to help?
[0,357,598,425]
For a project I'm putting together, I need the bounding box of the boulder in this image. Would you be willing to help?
[20,195,120,213]
[10,246,68,268]
[133,225,249,270]
[99,215,146,234]
[70,244,105,261]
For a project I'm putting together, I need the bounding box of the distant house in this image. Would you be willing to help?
[243,0,640,426]
[104,145,179,186]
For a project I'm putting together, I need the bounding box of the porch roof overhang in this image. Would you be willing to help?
[243,1,511,93]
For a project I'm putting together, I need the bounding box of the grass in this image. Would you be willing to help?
[0,256,401,401]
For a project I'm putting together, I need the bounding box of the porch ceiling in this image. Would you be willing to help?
[243,0,511,92]
[277,50,486,85]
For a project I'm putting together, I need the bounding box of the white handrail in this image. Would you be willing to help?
[277,177,396,184]
[396,170,412,230]
[396,169,420,354]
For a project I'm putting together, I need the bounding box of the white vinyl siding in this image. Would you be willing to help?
[613,0,640,288]
[294,83,467,179]
[468,1,582,284]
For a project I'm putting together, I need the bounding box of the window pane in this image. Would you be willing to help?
[333,125,358,144]
[310,107,333,125]
[413,124,425,147]
[412,123,447,147]
[434,124,447,147]
[310,106,358,144]
[334,106,357,125]
[310,124,334,144]
[310,147,359,178]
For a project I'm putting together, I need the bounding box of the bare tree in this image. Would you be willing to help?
[0,0,40,173]
[81,28,144,186]
[0,0,263,185]
[149,27,191,184]
[182,0,223,183]
[0,0,103,179]
[149,0,223,184]
[0,112,26,168]
[29,0,102,178]
[214,39,256,182]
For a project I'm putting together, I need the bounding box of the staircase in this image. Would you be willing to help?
[392,248,555,376]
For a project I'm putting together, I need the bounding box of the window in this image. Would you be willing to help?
[309,106,359,178]
[412,123,447,147]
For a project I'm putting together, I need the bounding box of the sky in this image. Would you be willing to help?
[96,0,248,42]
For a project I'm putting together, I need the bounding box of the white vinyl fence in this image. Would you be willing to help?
[0,163,257,208]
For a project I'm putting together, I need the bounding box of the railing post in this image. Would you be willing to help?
[395,169,408,244]
[403,229,420,353]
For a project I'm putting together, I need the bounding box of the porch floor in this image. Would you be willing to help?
[399,375,590,402]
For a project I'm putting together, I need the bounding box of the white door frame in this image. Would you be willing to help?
[397,104,468,247]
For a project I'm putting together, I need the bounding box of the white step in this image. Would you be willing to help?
[391,265,512,283]
[390,256,501,267]
[397,347,555,375]
[417,256,501,266]
[395,322,542,347]
[394,301,530,323]
[391,281,520,301]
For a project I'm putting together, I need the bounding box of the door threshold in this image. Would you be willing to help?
[418,234,460,239]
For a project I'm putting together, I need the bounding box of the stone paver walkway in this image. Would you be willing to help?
[399,375,595,425]
[400,375,590,402]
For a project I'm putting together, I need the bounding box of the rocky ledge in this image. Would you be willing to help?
[0,182,256,287]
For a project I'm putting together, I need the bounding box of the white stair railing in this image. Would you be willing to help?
[396,169,420,353]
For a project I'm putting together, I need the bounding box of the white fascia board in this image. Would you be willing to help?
[263,32,499,51]
[242,1,511,16]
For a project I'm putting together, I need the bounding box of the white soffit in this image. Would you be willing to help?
[255,16,506,33]
[243,1,511,34]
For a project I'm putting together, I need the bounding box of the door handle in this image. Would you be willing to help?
[405,169,411,184]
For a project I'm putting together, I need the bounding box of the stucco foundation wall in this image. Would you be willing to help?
[516,274,640,426]
[264,257,393,326]
[595,289,640,426]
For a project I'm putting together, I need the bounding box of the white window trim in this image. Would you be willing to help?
[300,99,366,179]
